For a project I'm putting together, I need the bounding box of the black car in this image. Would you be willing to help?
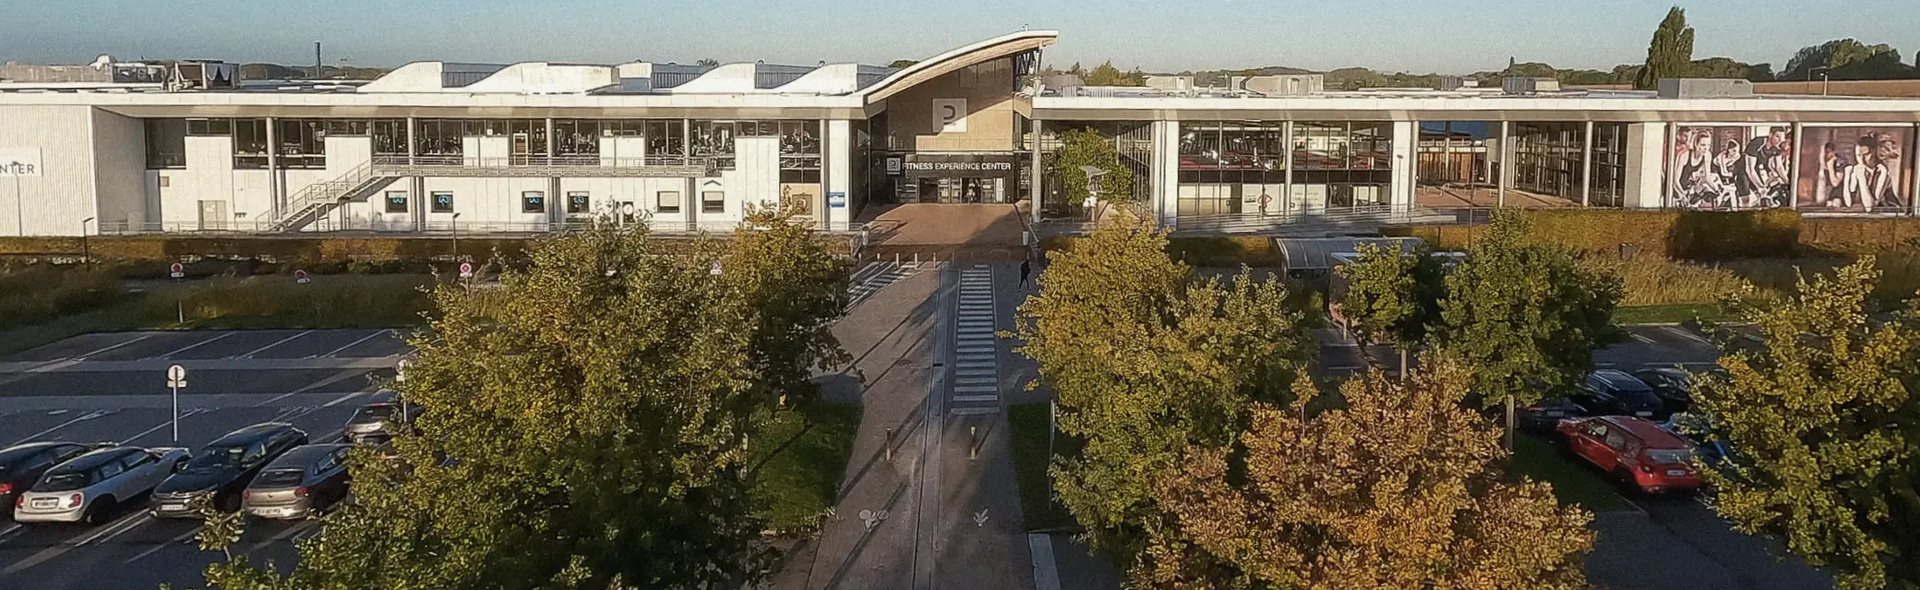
[344,390,422,445]
[0,442,110,515]
[1633,368,1695,418]
[1574,370,1666,419]
[1517,397,1587,431]
[150,423,307,517]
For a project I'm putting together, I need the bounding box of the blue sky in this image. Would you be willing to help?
[2,0,1914,74]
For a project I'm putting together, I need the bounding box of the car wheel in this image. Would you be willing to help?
[1611,468,1643,496]
[82,497,115,525]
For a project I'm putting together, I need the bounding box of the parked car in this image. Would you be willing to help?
[1557,416,1703,494]
[1661,412,1741,478]
[1633,367,1697,418]
[0,442,112,517]
[344,390,422,445]
[243,444,352,520]
[1517,396,1587,431]
[1573,370,1665,418]
[150,423,307,517]
[13,446,189,524]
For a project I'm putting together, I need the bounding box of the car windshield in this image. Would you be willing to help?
[253,468,304,488]
[183,445,244,473]
[354,404,395,421]
[37,470,90,491]
[1647,448,1695,465]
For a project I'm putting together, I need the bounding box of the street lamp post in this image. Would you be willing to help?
[79,217,93,269]
[450,212,461,260]
[1810,67,1831,96]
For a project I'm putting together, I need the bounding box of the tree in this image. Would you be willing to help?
[1083,60,1146,86]
[1016,217,1314,559]
[886,59,919,69]
[1336,242,1445,375]
[1636,6,1696,90]
[1145,361,1595,589]
[193,212,848,590]
[696,58,719,67]
[1690,57,1756,79]
[1045,127,1136,209]
[1695,259,1920,590]
[1783,39,1899,81]
[1431,211,1621,445]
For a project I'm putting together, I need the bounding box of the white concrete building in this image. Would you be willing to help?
[3,31,1919,237]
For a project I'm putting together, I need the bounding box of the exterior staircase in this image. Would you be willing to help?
[266,162,399,232]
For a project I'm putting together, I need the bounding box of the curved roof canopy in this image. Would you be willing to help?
[860,30,1058,103]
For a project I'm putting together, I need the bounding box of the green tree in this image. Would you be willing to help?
[1016,217,1314,560]
[886,59,919,69]
[1695,259,1920,590]
[1636,6,1696,90]
[696,58,720,67]
[194,212,847,590]
[1431,211,1621,445]
[1083,60,1146,86]
[1045,127,1136,209]
[1783,39,1899,81]
[1146,361,1595,589]
[1336,242,1445,375]
[1690,57,1756,79]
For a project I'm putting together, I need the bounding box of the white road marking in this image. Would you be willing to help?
[315,329,392,358]
[7,409,112,446]
[247,519,316,552]
[72,333,157,360]
[121,526,201,564]
[1630,332,1657,345]
[241,330,314,359]
[121,408,205,444]
[1661,325,1710,345]
[322,389,375,409]
[2,512,149,574]
[950,406,999,415]
[1029,533,1063,590]
[146,332,234,360]
[86,513,154,546]
[0,523,21,543]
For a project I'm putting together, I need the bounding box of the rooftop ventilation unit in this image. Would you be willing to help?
[1502,77,1560,95]
[1657,78,1754,99]
[1240,74,1323,97]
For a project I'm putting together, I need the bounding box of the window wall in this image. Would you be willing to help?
[1416,121,1494,208]
[1589,123,1628,207]
[1037,120,1151,218]
[1289,121,1392,213]
[145,119,186,169]
[1176,121,1287,216]
[1511,122,1585,206]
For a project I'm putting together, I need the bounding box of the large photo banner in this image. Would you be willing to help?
[1797,126,1913,213]
[1669,125,1792,210]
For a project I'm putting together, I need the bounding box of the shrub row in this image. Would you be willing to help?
[1379,209,1915,261]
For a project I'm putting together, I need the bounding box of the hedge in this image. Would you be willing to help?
[1384,209,1818,261]
[1040,236,1285,267]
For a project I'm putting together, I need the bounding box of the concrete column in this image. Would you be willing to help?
[825,119,853,232]
[1149,120,1182,225]
[405,117,416,162]
[1789,123,1804,209]
[265,117,279,222]
[1624,122,1669,209]
[1390,120,1416,214]
[1283,121,1294,214]
[1911,124,1920,216]
[1582,121,1595,207]
[544,118,555,165]
[1497,121,1511,207]
[1030,116,1043,225]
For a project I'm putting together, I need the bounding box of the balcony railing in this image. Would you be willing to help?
[371,154,720,169]
[95,218,784,236]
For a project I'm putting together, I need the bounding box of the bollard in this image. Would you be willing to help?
[914,252,920,265]
[969,426,978,461]
[885,427,895,461]
[894,252,899,266]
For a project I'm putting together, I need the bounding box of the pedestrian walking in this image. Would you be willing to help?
[1019,259,1032,288]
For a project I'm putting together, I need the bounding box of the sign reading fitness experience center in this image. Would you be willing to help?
[0,148,42,176]
[899,154,1018,178]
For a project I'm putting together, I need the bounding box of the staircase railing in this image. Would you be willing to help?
[266,161,378,232]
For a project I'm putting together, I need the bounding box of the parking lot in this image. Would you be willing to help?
[0,329,412,590]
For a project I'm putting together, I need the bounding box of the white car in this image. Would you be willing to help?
[13,446,189,524]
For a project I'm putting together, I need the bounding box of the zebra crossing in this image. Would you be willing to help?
[951,265,1001,415]
[848,260,923,307]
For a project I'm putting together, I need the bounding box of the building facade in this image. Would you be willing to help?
[3,31,1920,237]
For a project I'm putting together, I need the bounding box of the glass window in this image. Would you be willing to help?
[566,192,590,214]
[657,191,681,213]
[702,191,725,213]
[372,119,407,156]
[646,120,685,156]
[384,192,409,213]
[554,120,601,158]
[430,192,453,213]
[186,118,231,136]
[145,119,187,169]
[276,119,328,169]
[521,191,546,213]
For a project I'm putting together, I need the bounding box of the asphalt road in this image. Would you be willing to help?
[0,328,408,590]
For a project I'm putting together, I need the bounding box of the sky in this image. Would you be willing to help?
[1,0,1915,74]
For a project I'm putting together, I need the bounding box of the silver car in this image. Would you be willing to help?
[242,444,352,520]
[13,446,189,524]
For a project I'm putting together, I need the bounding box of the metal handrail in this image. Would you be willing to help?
[369,154,720,168]
[267,160,380,232]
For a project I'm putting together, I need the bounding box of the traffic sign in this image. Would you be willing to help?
[166,364,187,388]
[709,261,723,276]
[294,270,310,284]
[459,262,474,279]
[169,262,184,279]
[395,359,410,383]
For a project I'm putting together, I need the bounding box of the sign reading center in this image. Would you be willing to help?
[0,148,43,177]
[897,154,1019,179]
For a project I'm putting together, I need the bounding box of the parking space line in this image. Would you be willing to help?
[7,409,113,446]
[248,520,316,552]
[315,329,391,358]
[122,526,201,564]
[1630,332,1657,345]
[256,370,375,408]
[1,512,150,575]
[241,330,314,359]
[120,409,205,445]
[322,389,377,409]
[0,523,21,544]
[146,332,234,360]
[73,333,157,360]
[85,513,154,546]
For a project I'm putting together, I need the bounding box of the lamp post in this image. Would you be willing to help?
[1810,67,1831,96]
[450,212,461,260]
[79,217,93,269]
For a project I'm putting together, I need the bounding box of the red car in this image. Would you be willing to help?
[1556,416,1703,494]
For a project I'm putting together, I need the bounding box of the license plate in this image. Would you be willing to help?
[162,503,187,512]
[1635,411,1653,417]
[1544,412,1565,418]
[1665,469,1687,476]
[29,498,55,509]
